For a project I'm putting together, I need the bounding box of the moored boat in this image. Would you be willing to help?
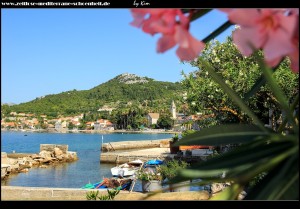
[81,177,133,191]
[111,159,143,177]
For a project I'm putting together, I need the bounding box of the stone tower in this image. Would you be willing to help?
[170,100,176,119]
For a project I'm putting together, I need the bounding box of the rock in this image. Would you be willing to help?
[39,150,53,159]
[54,147,63,157]
[31,160,40,166]
[19,168,29,173]
[56,155,63,161]
[40,144,68,154]
[67,151,78,161]
[18,161,32,169]
[31,154,43,159]
[9,164,20,173]
[41,157,55,164]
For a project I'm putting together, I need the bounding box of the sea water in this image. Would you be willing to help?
[1,131,203,192]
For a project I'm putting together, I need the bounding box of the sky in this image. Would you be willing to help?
[1,9,234,104]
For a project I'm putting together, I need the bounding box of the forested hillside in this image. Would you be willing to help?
[2,73,184,117]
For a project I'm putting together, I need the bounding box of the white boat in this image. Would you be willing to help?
[111,159,143,177]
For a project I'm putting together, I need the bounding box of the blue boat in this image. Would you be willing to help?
[144,159,163,166]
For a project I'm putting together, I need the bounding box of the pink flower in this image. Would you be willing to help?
[130,9,205,61]
[220,9,298,72]
[130,9,179,35]
[288,9,299,73]
[157,25,205,61]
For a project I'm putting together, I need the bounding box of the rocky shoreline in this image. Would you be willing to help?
[1,144,78,179]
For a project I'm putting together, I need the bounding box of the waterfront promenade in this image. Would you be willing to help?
[1,186,210,200]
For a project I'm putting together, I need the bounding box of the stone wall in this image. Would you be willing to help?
[101,139,171,152]
[40,144,68,154]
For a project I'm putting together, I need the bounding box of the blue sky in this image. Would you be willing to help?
[1,9,234,104]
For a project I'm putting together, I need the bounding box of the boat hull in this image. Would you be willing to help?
[111,167,138,177]
[82,178,132,191]
[110,159,143,177]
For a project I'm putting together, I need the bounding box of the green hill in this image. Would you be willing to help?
[3,73,184,117]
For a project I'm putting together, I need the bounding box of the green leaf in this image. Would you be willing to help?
[278,93,299,133]
[198,58,267,131]
[202,21,233,44]
[243,74,266,101]
[178,139,294,179]
[245,154,299,200]
[225,145,298,183]
[176,124,272,146]
[243,66,280,101]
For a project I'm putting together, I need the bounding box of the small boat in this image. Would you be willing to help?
[111,159,143,177]
[144,159,163,166]
[143,159,164,173]
[81,177,133,191]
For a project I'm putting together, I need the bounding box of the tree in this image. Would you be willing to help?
[130,8,299,200]
[68,122,75,130]
[181,37,299,127]
[156,113,173,129]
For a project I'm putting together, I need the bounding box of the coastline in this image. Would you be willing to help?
[1,128,180,135]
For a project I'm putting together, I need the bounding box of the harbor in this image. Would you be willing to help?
[1,132,214,200]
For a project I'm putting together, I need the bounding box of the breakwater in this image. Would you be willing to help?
[101,139,171,151]
[100,139,210,164]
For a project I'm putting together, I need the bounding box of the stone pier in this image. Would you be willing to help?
[100,139,208,164]
[101,139,171,152]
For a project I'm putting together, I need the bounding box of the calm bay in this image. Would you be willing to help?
[1,131,174,190]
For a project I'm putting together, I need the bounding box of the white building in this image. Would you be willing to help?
[170,100,176,119]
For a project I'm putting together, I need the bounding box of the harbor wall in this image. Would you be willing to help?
[101,139,171,152]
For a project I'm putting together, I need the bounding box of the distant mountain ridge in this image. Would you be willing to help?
[4,73,184,115]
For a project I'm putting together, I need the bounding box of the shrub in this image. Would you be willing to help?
[159,159,189,181]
